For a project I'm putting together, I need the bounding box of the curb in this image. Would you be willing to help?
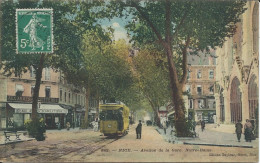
[0,138,35,145]
[183,142,253,148]
[155,128,161,134]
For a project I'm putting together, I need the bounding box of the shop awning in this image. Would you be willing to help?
[8,103,68,114]
[88,109,96,115]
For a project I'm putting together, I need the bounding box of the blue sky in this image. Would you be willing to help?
[100,17,131,42]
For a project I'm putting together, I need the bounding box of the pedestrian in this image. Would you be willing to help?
[170,121,174,135]
[192,120,197,132]
[93,121,99,132]
[244,119,253,142]
[66,122,70,131]
[163,121,167,134]
[57,122,61,130]
[201,120,205,132]
[136,120,142,139]
[72,122,75,129]
[235,120,243,142]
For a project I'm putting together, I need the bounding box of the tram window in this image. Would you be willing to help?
[99,110,122,120]
[99,112,105,120]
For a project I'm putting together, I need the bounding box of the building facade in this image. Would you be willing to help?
[0,67,99,130]
[214,1,259,125]
[186,52,216,123]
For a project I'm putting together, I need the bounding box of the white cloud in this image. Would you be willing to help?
[112,22,120,28]
[114,31,128,41]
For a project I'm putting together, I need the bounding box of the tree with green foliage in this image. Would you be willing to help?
[133,46,170,125]
[107,0,246,136]
[76,31,137,128]
[0,0,104,122]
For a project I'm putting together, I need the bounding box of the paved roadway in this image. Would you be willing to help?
[0,125,258,162]
[83,125,258,162]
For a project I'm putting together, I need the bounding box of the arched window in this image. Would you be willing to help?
[230,77,242,123]
[248,75,258,119]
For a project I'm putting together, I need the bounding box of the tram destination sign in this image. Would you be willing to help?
[16,9,53,54]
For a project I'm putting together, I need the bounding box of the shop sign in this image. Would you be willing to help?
[7,96,59,103]
[15,108,32,113]
[8,96,32,102]
[38,109,68,114]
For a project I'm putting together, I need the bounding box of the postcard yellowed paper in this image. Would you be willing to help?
[0,0,258,162]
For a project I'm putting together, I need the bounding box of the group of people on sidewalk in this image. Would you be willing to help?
[199,119,255,143]
[135,118,256,143]
[235,119,255,142]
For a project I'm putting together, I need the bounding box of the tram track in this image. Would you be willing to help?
[32,136,120,162]
[3,135,121,162]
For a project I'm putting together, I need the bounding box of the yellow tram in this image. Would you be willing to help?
[99,103,129,136]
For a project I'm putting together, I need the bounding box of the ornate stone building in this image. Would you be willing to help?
[186,51,216,123]
[214,1,258,125]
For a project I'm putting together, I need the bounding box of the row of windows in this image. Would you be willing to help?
[15,85,85,106]
[30,66,51,81]
[186,85,214,95]
[59,88,85,105]
[15,84,51,98]
[188,99,216,109]
[187,69,214,80]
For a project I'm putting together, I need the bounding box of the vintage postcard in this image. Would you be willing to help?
[0,0,259,162]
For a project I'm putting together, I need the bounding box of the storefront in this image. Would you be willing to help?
[75,106,85,127]
[195,110,216,123]
[88,109,97,122]
[60,104,74,128]
[6,103,68,129]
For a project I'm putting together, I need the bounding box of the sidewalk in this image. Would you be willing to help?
[206,123,236,134]
[0,132,34,145]
[156,125,258,148]
[0,127,92,145]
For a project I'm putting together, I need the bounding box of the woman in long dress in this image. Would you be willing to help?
[244,119,253,142]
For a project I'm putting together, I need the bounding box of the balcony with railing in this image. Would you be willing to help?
[7,96,59,103]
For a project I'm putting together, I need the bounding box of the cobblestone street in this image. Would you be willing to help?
[0,128,116,162]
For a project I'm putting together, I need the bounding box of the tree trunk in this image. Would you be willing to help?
[95,93,99,119]
[132,0,190,136]
[165,47,189,137]
[153,110,160,126]
[32,54,45,121]
[146,97,160,127]
[83,85,90,128]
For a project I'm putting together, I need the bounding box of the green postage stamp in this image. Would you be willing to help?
[16,9,53,54]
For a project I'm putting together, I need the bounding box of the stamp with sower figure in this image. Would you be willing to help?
[16,9,53,54]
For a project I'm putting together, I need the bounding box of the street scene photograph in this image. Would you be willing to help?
[0,0,259,162]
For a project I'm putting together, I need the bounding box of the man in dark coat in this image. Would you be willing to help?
[235,120,243,142]
[192,120,197,132]
[201,120,205,132]
[136,120,142,139]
